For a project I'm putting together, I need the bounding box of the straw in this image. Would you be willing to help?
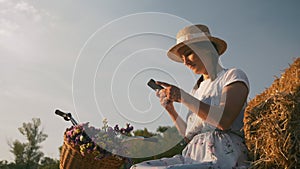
[244,57,300,169]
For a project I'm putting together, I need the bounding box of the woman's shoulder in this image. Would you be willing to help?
[225,68,247,75]
[222,67,250,89]
[223,68,248,79]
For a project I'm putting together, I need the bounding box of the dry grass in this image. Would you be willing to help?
[244,57,300,169]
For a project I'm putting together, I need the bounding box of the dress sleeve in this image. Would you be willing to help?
[223,68,250,91]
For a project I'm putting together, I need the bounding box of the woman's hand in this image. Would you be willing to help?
[155,81,188,137]
[155,89,175,111]
[155,81,184,103]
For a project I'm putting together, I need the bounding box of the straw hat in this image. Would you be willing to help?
[167,24,227,62]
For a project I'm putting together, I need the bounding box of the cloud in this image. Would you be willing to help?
[0,0,54,38]
[14,1,42,22]
[0,18,19,36]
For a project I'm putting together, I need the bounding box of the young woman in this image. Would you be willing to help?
[131,24,250,169]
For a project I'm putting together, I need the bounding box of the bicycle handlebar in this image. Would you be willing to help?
[55,109,78,125]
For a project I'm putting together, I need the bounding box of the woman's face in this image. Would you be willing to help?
[178,44,209,75]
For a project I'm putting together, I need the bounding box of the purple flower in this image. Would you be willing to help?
[64,121,133,158]
[114,125,120,132]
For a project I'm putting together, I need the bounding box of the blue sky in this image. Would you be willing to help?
[0,0,299,161]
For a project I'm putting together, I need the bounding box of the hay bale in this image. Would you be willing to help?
[244,57,300,169]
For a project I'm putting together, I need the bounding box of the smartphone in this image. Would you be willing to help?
[147,79,164,91]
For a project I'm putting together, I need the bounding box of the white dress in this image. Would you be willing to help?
[131,68,250,169]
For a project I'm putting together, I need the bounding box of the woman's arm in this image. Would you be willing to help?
[165,104,187,137]
[181,81,248,130]
[156,91,187,136]
[157,81,248,130]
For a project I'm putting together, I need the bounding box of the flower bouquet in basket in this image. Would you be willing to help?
[56,110,133,169]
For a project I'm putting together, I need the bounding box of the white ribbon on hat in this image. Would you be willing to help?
[176,32,210,44]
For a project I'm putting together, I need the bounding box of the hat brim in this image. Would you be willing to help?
[167,36,227,63]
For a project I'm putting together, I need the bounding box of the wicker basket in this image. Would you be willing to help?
[60,136,125,169]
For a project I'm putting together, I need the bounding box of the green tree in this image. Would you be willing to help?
[133,128,156,138]
[0,160,14,169]
[156,126,170,133]
[8,140,26,169]
[39,157,59,169]
[9,118,48,169]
